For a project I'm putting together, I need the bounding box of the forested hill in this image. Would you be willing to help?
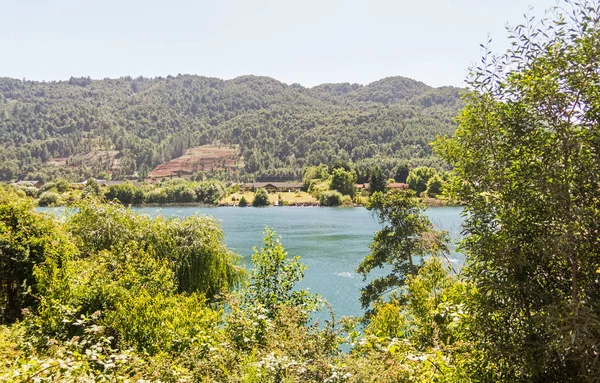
[0,75,463,182]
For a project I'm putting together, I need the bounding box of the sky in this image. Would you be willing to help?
[1,0,559,88]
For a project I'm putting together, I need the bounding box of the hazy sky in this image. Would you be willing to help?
[1,0,558,87]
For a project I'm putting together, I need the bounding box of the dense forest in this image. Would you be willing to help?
[0,74,461,182]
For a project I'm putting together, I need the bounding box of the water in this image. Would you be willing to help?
[39,206,464,319]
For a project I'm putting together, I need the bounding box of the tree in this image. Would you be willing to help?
[394,163,409,183]
[330,168,356,197]
[0,189,75,323]
[368,167,387,194]
[406,167,436,196]
[319,190,343,206]
[82,177,101,197]
[252,188,269,207]
[424,173,444,198]
[246,228,319,319]
[105,183,144,205]
[357,190,448,310]
[67,200,245,299]
[434,1,600,379]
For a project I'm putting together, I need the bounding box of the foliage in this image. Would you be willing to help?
[37,191,62,207]
[195,179,226,204]
[0,189,76,324]
[0,75,460,182]
[104,183,143,205]
[245,228,320,319]
[66,199,245,299]
[81,177,101,197]
[252,187,270,207]
[357,190,449,309]
[393,163,410,183]
[425,173,444,197]
[369,167,387,194]
[238,195,248,207]
[406,166,437,196]
[319,190,344,206]
[330,167,357,197]
[434,0,600,380]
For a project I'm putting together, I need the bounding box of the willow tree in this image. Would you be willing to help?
[435,1,600,380]
[67,200,245,299]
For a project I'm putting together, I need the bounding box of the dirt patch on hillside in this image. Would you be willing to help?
[149,145,241,179]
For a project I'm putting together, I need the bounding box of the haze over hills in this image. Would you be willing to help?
[0,74,463,182]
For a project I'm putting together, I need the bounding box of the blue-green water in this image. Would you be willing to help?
[40,206,464,318]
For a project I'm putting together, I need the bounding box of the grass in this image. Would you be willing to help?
[221,191,318,206]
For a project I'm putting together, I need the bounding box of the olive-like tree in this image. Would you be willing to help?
[357,191,448,310]
[435,1,600,379]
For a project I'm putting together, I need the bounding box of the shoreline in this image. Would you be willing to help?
[39,199,461,209]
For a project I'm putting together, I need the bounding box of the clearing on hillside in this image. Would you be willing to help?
[149,145,242,179]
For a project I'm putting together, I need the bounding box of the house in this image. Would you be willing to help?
[387,183,408,190]
[242,182,302,193]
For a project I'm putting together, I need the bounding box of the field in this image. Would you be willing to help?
[149,145,242,179]
[220,191,318,206]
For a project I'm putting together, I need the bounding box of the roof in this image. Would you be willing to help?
[388,183,408,189]
[15,180,42,186]
[243,182,302,189]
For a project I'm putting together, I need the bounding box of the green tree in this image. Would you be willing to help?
[82,178,101,197]
[368,167,387,194]
[105,183,144,205]
[66,200,245,299]
[319,190,343,206]
[0,190,75,323]
[424,173,444,198]
[357,190,448,309]
[330,168,357,197]
[394,163,410,183]
[238,195,248,207]
[246,228,319,319]
[434,1,600,379]
[406,167,436,196]
[252,188,269,207]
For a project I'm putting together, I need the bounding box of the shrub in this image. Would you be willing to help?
[38,191,62,207]
[195,180,226,204]
[0,191,76,324]
[319,190,343,206]
[238,196,248,207]
[105,183,143,205]
[252,188,269,207]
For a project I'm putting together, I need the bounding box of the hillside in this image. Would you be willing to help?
[0,75,463,182]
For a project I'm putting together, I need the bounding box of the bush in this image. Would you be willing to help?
[0,191,76,324]
[425,174,444,198]
[238,196,248,207]
[105,183,143,205]
[252,188,269,207]
[38,191,62,206]
[319,190,343,206]
[145,188,168,203]
[195,180,226,204]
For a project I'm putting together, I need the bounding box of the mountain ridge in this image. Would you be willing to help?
[0,74,463,182]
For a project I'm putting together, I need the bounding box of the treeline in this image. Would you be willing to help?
[21,178,228,207]
[0,74,461,182]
